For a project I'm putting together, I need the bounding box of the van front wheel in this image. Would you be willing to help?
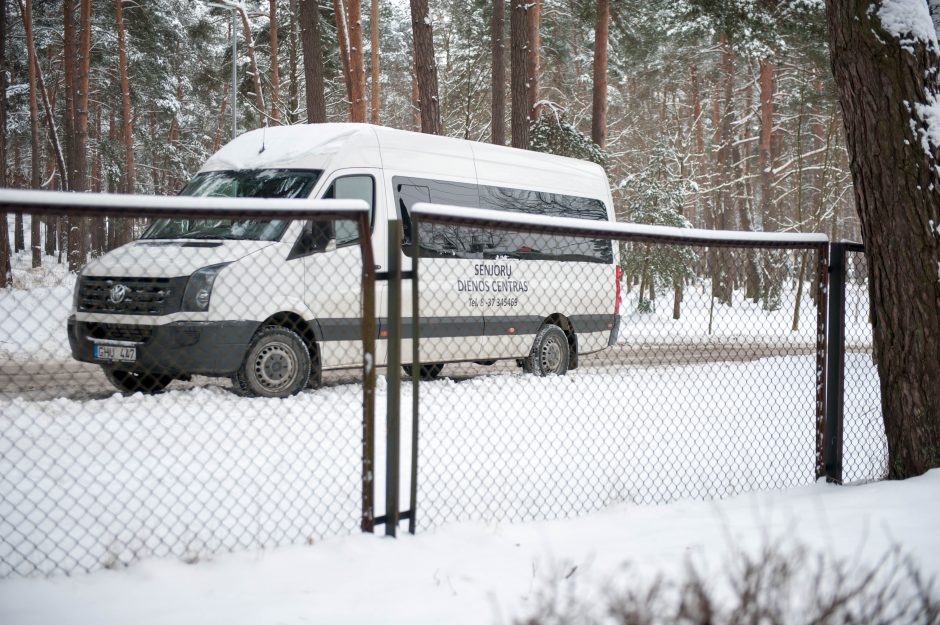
[523,325,570,376]
[233,327,311,398]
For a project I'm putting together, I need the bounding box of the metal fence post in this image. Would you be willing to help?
[385,219,402,536]
[359,213,377,533]
[824,242,846,484]
[815,245,829,481]
[409,216,421,535]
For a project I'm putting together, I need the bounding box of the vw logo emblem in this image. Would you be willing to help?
[109,284,129,304]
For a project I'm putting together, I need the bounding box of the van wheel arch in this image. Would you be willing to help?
[543,313,578,370]
[259,312,322,388]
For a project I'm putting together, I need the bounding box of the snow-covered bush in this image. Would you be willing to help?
[529,106,609,170]
[519,544,939,625]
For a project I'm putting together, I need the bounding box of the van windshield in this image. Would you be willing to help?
[142,169,322,241]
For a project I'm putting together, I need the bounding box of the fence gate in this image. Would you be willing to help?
[382,204,886,534]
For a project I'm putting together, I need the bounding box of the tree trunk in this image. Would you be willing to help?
[0,0,10,287]
[737,83,760,301]
[32,36,67,192]
[64,0,91,272]
[711,34,735,306]
[346,0,366,122]
[288,0,300,124]
[63,0,76,185]
[509,0,527,148]
[73,0,90,193]
[270,0,282,124]
[148,111,159,193]
[490,0,505,145]
[369,0,380,124]
[227,2,266,125]
[411,64,420,130]
[758,59,776,229]
[213,82,230,153]
[591,0,608,148]
[757,56,784,310]
[299,0,326,123]
[116,0,134,199]
[526,0,541,121]
[23,0,42,268]
[333,0,354,107]
[691,63,704,156]
[410,0,442,134]
[826,0,940,478]
[90,100,105,256]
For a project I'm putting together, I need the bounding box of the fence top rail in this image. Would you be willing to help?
[411,203,830,249]
[0,189,369,220]
[839,241,865,253]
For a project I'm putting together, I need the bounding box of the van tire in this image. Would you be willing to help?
[523,325,570,376]
[402,363,444,380]
[103,367,173,395]
[306,344,323,389]
[232,327,311,398]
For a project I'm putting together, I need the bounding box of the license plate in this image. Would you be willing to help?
[94,344,137,362]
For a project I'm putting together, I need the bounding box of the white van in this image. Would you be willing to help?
[67,123,621,397]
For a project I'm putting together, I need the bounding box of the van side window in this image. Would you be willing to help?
[396,184,430,247]
[393,176,612,264]
[323,175,375,247]
[479,185,612,263]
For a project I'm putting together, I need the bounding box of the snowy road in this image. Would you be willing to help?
[0,341,825,401]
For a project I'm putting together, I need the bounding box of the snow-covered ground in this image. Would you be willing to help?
[618,277,872,347]
[0,469,936,625]
[1,219,885,583]
[0,353,886,578]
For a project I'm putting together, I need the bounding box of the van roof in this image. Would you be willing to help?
[199,123,610,201]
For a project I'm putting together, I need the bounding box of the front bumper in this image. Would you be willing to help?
[67,316,260,376]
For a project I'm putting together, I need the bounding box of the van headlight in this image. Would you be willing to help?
[72,270,83,311]
[182,263,230,312]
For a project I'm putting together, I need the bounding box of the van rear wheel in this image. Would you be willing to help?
[233,326,311,398]
[103,367,173,395]
[523,325,570,376]
[402,363,444,380]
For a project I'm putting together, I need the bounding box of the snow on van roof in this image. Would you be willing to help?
[200,123,608,183]
[199,124,377,173]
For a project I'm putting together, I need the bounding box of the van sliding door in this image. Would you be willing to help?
[394,179,485,366]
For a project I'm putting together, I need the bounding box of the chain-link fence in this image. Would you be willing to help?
[403,205,885,531]
[838,245,887,482]
[1,190,888,578]
[0,190,376,577]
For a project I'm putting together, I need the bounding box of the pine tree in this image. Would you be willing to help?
[410,0,442,134]
[826,0,940,478]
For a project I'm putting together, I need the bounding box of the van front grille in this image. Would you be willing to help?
[78,276,186,315]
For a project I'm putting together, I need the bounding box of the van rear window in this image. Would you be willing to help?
[142,169,322,242]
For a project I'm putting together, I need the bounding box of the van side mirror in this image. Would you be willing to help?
[288,220,335,260]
